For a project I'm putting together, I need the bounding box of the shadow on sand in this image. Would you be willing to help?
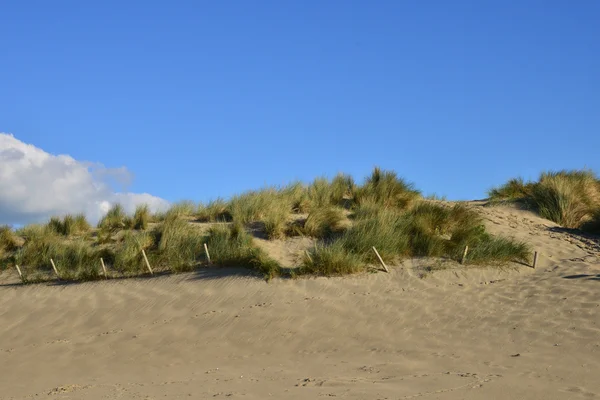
[562,274,600,282]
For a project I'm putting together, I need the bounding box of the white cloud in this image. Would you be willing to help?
[0,133,170,225]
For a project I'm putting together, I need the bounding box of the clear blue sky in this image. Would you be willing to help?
[2,0,599,202]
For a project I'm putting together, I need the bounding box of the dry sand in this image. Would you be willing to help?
[1,203,599,399]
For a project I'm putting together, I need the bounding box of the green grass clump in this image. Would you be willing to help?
[302,207,348,239]
[49,240,101,280]
[489,170,600,230]
[301,242,363,276]
[0,225,18,253]
[227,188,296,238]
[13,233,101,281]
[113,231,155,275]
[355,167,420,210]
[132,204,150,230]
[301,202,530,276]
[206,223,281,279]
[153,214,204,272]
[47,214,90,236]
[98,204,129,232]
[197,198,231,222]
[281,182,310,213]
[165,201,196,218]
[488,178,534,201]
[341,208,409,263]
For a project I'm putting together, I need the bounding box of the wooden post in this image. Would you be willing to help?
[141,249,154,275]
[15,264,24,282]
[461,246,469,264]
[533,251,538,269]
[50,258,60,279]
[204,243,212,265]
[100,257,108,279]
[372,247,389,273]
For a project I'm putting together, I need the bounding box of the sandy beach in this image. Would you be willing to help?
[1,203,599,399]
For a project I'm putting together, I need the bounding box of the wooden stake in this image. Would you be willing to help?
[461,245,469,264]
[533,251,538,269]
[100,257,108,279]
[141,249,154,275]
[204,243,212,265]
[15,264,23,282]
[372,247,389,273]
[50,258,60,279]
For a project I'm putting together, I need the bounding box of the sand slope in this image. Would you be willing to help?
[1,203,599,399]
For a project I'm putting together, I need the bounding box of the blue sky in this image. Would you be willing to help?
[2,0,599,208]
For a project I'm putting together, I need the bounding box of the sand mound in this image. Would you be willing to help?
[1,202,599,399]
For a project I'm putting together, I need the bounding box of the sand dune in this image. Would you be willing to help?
[1,203,599,399]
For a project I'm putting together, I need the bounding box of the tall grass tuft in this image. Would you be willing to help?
[166,201,197,218]
[281,181,310,213]
[227,188,295,238]
[488,178,534,201]
[489,170,600,230]
[113,231,155,276]
[341,208,409,263]
[48,214,91,236]
[197,198,231,222]
[0,225,18,254]
[301,202,531,276]
[206,223,282,279]
[153,214,204,272]
[98,204,129,232]
[132,204,150,230]
[355,167,420,210]
[50,240,101,281]
[301,242,363,276]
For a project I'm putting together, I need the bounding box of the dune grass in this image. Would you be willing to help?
[0,225,17,253]
[489,170,600,230]
[132,204,151,230]
[301,202,531,276]
[206,223,282,280]
[354,167,421,210]
[302,207,349,239]
[153,214,205,272]
[2,167,543,283]
[196,198,231,222]
[46,214,91,236]
[300,241,363,276]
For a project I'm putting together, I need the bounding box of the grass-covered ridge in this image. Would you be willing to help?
[489,170,600,233]
[0,167,534,282]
